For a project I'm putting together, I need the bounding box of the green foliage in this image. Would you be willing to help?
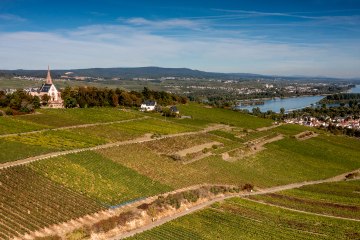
[0,89,40,113]
[31,151,172,205]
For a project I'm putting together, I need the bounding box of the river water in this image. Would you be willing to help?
[235,85,360,113]
[350,85,360,93]
[235,95,324,113]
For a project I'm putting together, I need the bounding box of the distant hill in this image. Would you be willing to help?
[0,66,353,82]
[0,67,265,80]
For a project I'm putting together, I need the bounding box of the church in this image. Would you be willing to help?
[30,67,64,108]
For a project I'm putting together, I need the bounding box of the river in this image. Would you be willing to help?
[235,85,360,113]
[349,85,360,93]
[235,95,324,113]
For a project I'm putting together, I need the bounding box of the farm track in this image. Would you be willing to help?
[14,169,359,240]
[243,197,360,222]
[0,116,148,138]
[256,123,284,132]
[0,124,226,170]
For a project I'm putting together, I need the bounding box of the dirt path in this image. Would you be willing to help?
[112,169,360,239]
[256,123,284,132]
[244,198,360,222]
[0,116,148,138]
[0,124,226,170]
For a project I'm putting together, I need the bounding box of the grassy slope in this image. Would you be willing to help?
[177,103,273,129]
[30,151,172,205]
[15,108,140,128]
[250,180,360,219]
[129,198,360,240]
[0,117,49,135]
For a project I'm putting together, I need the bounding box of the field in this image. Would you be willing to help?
[30,151,172,205]
[14,108,140,128]
[0,117,198,164]
[98,130,360,188]
[249,180,360,220]
[177,103,273,129]
[128,197,360,240]
[0,166,104,240]
[0,117,49,135]
[0,104,359,239]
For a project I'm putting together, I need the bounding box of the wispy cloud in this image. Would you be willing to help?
[1,23,359,78]
[118,17,206,30]
[0,13,26,22]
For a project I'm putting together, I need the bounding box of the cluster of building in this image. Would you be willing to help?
[285,116,360,130]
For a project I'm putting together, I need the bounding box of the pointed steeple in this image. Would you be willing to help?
[46,65,53,84]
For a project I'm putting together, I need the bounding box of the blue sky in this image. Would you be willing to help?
[1,0,360,77]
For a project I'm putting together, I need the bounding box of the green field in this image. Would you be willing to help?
[15,108,140,128]
[30,151,172,205]
[129,197,360,240]
[0,166,103,240]
[0,117,49,135]
[249,180,360,220]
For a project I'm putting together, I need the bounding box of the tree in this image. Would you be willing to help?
[64,97,77,108]
[280,107,285,115]
[41,94,50,106]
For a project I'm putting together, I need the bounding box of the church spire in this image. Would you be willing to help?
[46,65,53,84]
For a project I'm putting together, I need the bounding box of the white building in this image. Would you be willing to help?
[140,100,157,111]
[30,66,63,108]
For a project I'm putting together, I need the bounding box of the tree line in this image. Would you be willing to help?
[61,86,188,108]
[319,93,360,104]
[0,90,40,115]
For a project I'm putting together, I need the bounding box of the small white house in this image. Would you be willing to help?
[140,100,157,111]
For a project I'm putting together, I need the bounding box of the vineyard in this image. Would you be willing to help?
[249,180,360,220]
[0,117,48,135]
[141,133,218,155]
[98,128,360,188]
[16,108,140,128]
[30,151,172,205]
[178,103,273,129]
[0,105,359,239]
[0,166,104,240]
[128,197,360,240]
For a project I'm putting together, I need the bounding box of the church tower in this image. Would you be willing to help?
[46,66,53,84]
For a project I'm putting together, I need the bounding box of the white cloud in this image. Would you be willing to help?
[0,23,359,78]
[0,13,26,22]
[119,17,205,30]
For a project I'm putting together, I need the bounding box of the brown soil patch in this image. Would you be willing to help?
[295,131,318,141]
